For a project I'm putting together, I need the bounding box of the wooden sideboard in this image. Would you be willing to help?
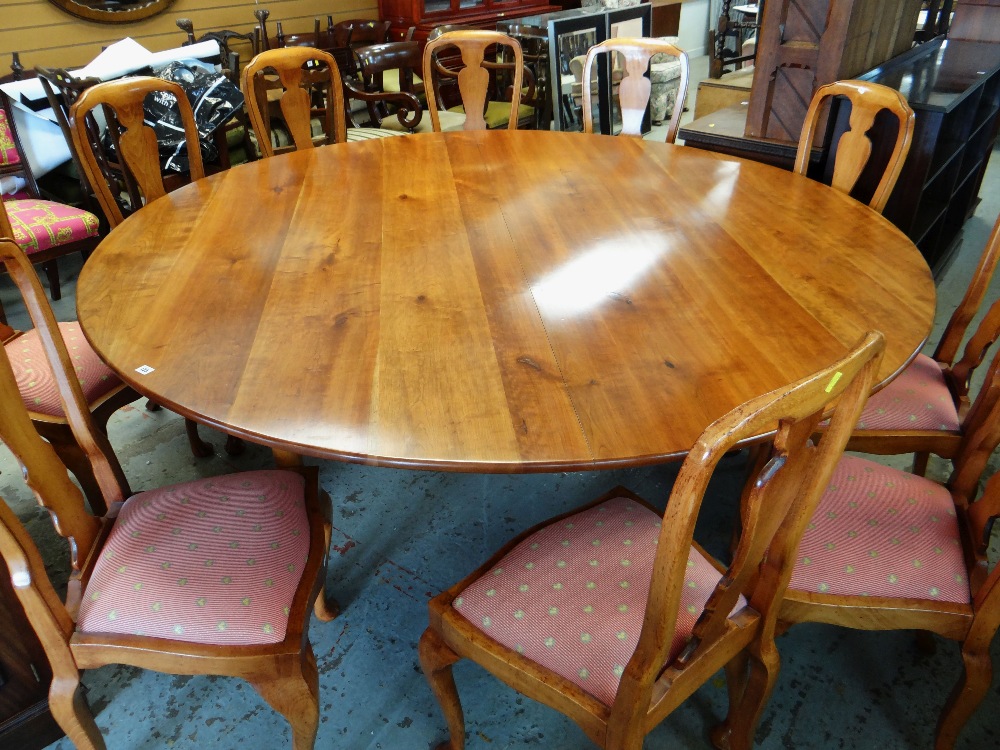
[0,555,63,749]
[379,0,561,41]
[841,37,1000,275]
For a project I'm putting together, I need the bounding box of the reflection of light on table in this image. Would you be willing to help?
[532,231,671,317]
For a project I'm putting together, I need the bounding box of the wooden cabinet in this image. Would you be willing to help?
[379,0,560,41]
[842,37,1000,275]
[0,556,64,750]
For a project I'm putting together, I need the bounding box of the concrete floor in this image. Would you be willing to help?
[3,69,1000,750]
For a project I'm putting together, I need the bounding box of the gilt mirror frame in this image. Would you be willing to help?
[49,0,178,24]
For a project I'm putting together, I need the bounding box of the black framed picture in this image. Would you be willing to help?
[547,10,607,133]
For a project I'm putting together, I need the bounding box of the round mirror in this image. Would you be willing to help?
[49,0,178,24]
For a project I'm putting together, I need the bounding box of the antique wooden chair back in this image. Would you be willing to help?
[845,210,1000,473]
[242,47,347,158]
[68,77,205,228]
[420,332,885,749]
[32,66,104,214]
[794,80,915,214]
[0,233,331,749]
[734,356,1000,749]
[176,17,260,82]
[0,83,101,310]
[422,30,524,132]
[581,37,690,144]
[348,41,424,131]
[0,221,140,514]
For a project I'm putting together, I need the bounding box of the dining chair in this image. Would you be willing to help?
[420,332,886,750]
[347,41,425,132]
[67,76,245,457]
[0,237,333,750]
[0,88,101,310]
[242,47,402,157]
[581,38,690,144]
[0,202,141,515]
[844,209,1000,474]
[729,356,1000,749]
[794,80,916,214]
[422,30,531,132]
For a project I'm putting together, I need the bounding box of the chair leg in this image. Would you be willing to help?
[717,637,781,750]
[185,418,214,457]
[912,451,931,476]
[710,651,749,750]
[49,672,105,750]
[42,260,61,301]
[46,430,109,516]
[419,628,465,750]
[935,641,993,750]
[224,434,247,456]
[249,646,320,750]
[313,510,339,622]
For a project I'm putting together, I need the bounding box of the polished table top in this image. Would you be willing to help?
[77,130,936,472]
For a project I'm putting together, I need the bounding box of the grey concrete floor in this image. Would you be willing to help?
[3,77,1000,750]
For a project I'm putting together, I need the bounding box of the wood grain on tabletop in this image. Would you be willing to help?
[75,130,936,471]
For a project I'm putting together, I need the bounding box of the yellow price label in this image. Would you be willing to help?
[825,371,843,393]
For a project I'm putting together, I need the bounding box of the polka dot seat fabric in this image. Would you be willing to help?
[856,354,960,432]
[6,321,121,417]
[76,471,310,645]
[453,495,746,707]
[789,455,969,604]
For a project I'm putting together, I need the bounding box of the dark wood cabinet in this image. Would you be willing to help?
[844,37,1000,275]
[0,555,63,750]
[379,0,560,41]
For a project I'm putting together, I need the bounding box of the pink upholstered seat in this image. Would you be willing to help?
[789,455,970,604]
[454,495,746,707]
[77,470,310,645]
[3,197,99,256]
[6,321,121,417]
[856,354,960,432]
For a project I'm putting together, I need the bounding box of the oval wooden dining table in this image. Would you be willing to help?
[76,130,936,472]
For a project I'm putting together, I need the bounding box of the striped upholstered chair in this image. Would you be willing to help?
[0,90,101,313]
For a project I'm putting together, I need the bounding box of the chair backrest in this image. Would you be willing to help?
[34,67,104,211]
[934,210,1000,367]
[0,90,40,199]
[0,237,130,566]
[614,332,884,711]
[793,80,915,214]
[68,77,205,228]
[352,41,424,130]
[241,47,347,158]
[335,18,391,48]
[422,30,524,132]
[581,37,690,144]
[176,18,260,83]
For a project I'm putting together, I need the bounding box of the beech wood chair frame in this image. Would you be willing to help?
[581,37,690,145]
[844,211,1000,474]
[420,332,886,750]
[241,47,348,158]
[731,360,1000,750]
[794,80,916,214]
[422,30,526,132]
[0,235,335,750]
[68,76,243,458]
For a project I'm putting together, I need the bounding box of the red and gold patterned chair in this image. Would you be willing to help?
[0,235,334,750]
[420,332,886,750]
[0,90,101,314]
[845,210,1000,474]
[729,362,1000,748]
